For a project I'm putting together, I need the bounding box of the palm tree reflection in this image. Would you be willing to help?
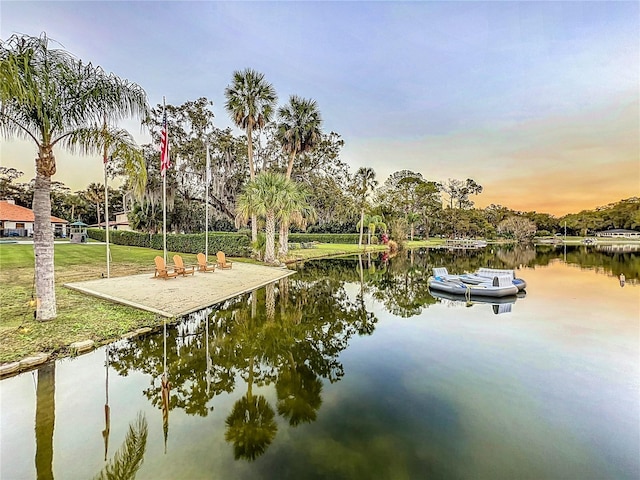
[276,362,322,426]
[35,363,55,480]
[224,357,277,461]
[93,412,148,480]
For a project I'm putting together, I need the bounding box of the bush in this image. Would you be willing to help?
[288,233,360,244]
[307,221,358,234]
[88,229,251,256]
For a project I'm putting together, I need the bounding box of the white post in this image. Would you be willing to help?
[104,162,110,278]
[103,116,111,278]
[205,144,210,260]
[162,97,168,265]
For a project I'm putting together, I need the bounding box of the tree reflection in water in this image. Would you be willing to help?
[93,412,148,480]
[35,362,54,480]
[108,260,378,461]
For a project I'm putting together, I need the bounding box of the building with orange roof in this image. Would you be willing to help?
[0,199,68,237]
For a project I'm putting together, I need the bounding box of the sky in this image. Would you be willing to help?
[1,0,638,216]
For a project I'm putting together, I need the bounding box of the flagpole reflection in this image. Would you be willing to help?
[161,319,170,454]
[102,346,110,461]
[205,313,211,395]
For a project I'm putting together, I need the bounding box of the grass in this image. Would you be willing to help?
[0,243,178,363]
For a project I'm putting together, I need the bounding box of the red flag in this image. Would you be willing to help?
[160,110,170,176]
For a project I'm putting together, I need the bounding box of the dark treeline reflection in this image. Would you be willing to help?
[104,245,637,462]
[415,244,639,282]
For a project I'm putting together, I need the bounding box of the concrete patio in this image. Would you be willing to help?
[64,261,295,318]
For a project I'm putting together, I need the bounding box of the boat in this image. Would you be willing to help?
[432,267,527,291]
[428,273,519,298]
[444,239,487,249]
[458,268,527,291]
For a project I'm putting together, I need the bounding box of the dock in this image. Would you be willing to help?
[444,239,487,249]
[64,262,295,318]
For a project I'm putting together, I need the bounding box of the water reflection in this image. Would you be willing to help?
[102,348,110,461]
[93,412,148,480]
[104,270,377,461]
[2,246,637,479]
[35,363,54,480]
[428,289,521,315]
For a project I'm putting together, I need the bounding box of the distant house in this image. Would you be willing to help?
[94,212,132,231]
[595,229,640,239]
[0,199,68,237]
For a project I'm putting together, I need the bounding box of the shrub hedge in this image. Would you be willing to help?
[288,233,360,244]
[87,229,251,256]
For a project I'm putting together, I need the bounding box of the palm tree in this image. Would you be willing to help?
[277,95,322,180]
[66,193,86,222]
[0,33,148,320]
[224,68,277,244]
[85,183,105,226]
[69,123,147,202]
[352,167,378,248]
[357,214,387,245]
[276,95,322,255]
[236,172,291,264]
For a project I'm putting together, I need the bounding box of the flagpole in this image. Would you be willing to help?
[103,116,110,278]
[162,97,168,265]
[205,144,210,260]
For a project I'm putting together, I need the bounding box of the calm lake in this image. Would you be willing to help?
[1,245,638,479]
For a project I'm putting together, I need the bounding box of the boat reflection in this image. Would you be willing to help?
[428,289,524,314]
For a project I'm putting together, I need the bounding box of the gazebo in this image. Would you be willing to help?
[69,221,88,243]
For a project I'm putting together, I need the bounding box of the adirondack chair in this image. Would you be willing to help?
[216,251,233,269]
[173,255,195,276]
[196,253,216,272]
[154,256,178,279]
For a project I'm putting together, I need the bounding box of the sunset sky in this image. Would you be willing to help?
[1,1,638,217]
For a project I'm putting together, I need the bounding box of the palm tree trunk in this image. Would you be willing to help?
[358,208,365,248]
[278,220,289,258]
[265,282,275,321]
[33,170,57,321]
[278,222,285,258]
[247,125,258,244]
[280,151,297,258]
[264,212,276,263]
[285,151,296,182]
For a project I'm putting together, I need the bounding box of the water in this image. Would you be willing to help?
[1,245,638,479]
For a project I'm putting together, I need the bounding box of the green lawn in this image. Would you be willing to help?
[0,243,176,363]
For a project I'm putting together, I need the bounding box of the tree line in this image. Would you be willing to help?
[2,159,637,243]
